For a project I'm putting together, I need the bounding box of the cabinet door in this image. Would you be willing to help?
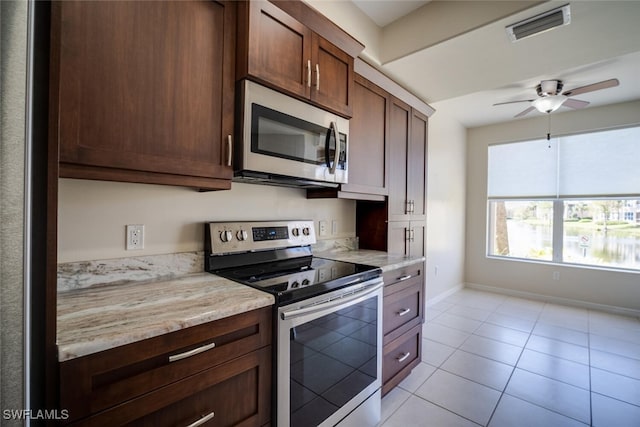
[409,223,426,258]
[408,109,428,220]
[55,1,235,188]
[387,221,410,256]
[311,34,354,117]
[387,221,425,257]
[388,97,411,221]
[245,0,311,99]
[342,75,389,195]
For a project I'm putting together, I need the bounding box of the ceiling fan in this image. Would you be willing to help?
[494,78,620,118]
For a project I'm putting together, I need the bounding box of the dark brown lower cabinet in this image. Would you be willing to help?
[60,307,273,427]
[382,264,425,395]
[88,348,271,427]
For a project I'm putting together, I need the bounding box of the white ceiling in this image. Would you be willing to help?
[352,0,430,27]
[352,0,640,128]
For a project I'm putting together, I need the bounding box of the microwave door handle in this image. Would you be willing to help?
[324,124,332,169]
[329,122,339,174]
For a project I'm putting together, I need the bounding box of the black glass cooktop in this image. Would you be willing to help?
[214,256,381,306]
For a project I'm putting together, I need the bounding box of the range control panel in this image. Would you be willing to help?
[206,220,316,255]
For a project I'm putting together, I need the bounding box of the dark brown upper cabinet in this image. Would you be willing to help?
[237,0,362,118]
[307,72,390,201]
[388,98,428,223]
[51,0,236,190]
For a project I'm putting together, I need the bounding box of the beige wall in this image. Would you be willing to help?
[426,106,468,301]
[58,179,355,262]
[466,100,640,312]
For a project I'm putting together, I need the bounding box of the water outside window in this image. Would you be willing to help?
[488,199,640,271]
[563,199,640,269]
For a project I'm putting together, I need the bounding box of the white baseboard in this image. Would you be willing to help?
[426,284,464,307]
[465,282,640,318]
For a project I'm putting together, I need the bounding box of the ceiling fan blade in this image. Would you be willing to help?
[514,106,535,118]
[493,99,534,106]
[563,98,590,109]
[562,78,619,97]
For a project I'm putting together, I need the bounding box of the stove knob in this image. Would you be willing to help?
[291,227,300,237]
[291,281,299,288]
[301,279,310,287]
[302,227,311,236]
[219,230,233,242]
[237,229,248,241]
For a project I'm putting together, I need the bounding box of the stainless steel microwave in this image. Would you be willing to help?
[234,80,349,188]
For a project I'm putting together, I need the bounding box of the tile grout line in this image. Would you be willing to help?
[483,297,544,426]
[411,291,640,426]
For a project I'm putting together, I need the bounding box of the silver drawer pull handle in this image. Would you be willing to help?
[169,341,216,363]
[186,411,215,427]
[397,352,411,363]
[398,275,412,281]
[397,308,412,317]
[226,135,233,166]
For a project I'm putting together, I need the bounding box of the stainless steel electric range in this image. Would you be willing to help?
[205,220,383,427]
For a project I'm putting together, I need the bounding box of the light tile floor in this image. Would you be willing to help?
[379,288,640,426]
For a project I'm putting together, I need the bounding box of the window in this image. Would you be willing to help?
[487,126,640,271]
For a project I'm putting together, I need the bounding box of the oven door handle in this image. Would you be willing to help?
[281,279,383,321]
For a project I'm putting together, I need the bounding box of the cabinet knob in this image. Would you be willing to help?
[307,60,311,88]
[315,63,320,91]
[226,135,233,166]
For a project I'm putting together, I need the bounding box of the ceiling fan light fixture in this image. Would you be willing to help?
[532,94,567,113]
[538,80,563,96]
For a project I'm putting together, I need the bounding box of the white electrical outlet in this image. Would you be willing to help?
[126,224,144,250]
[319,220,328,236]
[552,271,560,281]
[331,220,338,235]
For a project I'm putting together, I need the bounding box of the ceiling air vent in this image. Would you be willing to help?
[506,4,571,42]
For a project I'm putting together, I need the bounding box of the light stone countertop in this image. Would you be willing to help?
[316,248,425,272]
[56,272,274,362]
[56,247,422,362]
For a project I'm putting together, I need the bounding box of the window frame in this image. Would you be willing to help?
[486,125,640,273]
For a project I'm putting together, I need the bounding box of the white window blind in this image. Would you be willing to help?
[558,127,640,197]
[487,139,558,198]
[488,126,640,199]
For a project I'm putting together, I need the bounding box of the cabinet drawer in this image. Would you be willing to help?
[383,283,421,343]
[383,265,422,295]
[71,346,271,427]
[61,307,272,424]
[382,324,421,395]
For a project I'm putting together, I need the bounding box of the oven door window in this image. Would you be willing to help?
[289,296,378,427]
[251,104,346,170]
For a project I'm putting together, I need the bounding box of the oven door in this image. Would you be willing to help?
[239,80,348,185]
[277,278,383,427]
